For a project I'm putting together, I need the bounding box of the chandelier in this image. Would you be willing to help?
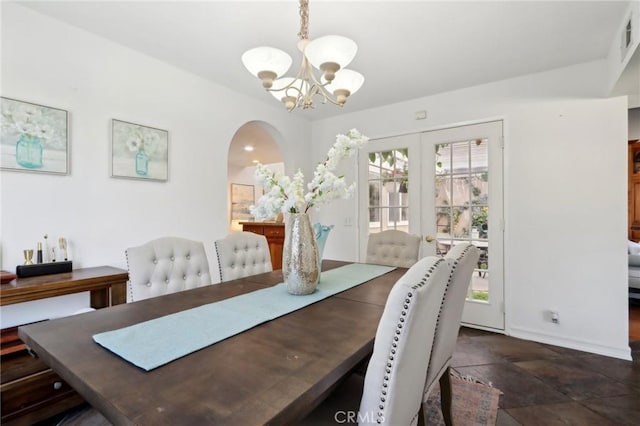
[241,0,364,111]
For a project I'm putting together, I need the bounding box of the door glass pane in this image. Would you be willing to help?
[435,176,451,206]
[434,139,490,302]
[471,139,488,170]
[436,207,452,238]
[368,148,410,236]
[451,142,470,174]
[435,144,451,175]
[388,207,401,229]
[369,182,381,206]
[452,206,469,238]
[369,208,380,233]
[452,176,470,206]
[470,173,488,205]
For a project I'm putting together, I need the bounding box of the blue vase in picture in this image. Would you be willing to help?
[16,134,43,169]
[136,148,149,176]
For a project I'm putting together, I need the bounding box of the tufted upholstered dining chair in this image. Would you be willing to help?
[125,237,212,302]
[301,256,452,425]
[366,230,421,268]
[421,242,480,426]
[215,231,272,282]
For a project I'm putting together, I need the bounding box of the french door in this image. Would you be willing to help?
[421,121,504,330]
[358,134,421,257]
[359,121,504,331]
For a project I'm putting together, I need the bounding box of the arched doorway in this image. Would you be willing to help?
[227,121,284,232]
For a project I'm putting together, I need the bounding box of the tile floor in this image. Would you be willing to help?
[455,327,640,425]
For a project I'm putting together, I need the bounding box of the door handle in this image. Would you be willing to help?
[424,235,435,243]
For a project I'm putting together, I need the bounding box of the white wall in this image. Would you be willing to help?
[312,60,630,359]
[0,4,311,326]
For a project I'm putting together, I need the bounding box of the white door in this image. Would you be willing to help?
[358,134,421,259]
[421,121,504,330]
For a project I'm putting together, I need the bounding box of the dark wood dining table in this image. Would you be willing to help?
[18,260,405,425]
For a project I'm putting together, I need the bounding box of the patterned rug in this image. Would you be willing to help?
[425,371,502,426]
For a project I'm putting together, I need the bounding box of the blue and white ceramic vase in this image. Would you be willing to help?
[16,134,43,169]
[283,213,320,295]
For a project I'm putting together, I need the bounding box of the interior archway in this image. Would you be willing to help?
[227,121,285,232]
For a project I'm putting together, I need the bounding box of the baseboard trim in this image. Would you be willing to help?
[508,325,632,361]
[460,322,506,334]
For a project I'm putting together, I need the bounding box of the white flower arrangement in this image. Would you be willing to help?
[1,101,65,149]
[123,125,160,156]
[251,129,369,219]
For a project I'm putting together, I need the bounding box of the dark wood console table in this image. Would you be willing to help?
[0,266,128,425]
[240,221,285,270]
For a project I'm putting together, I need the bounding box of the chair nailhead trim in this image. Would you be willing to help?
[424,245,474,398]
[375,257,446,425]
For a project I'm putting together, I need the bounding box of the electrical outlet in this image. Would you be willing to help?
[543,310,560,324]
[344,216,353,227]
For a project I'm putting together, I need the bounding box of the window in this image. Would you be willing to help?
[367,149,410,233]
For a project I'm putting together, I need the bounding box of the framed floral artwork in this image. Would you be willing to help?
[0,97,69,174]
[111,119,168,181]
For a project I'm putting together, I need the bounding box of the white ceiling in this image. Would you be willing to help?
[18,1,631,120]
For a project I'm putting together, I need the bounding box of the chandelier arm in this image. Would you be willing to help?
[264,55,309,95]
[305,70,343,107]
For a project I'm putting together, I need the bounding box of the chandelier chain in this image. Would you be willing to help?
[298,0,309,40]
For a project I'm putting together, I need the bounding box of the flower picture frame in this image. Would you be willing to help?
[231,183,255,222]
[111,119,168,181]
[0,97,69,174]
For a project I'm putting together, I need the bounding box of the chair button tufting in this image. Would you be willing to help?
[165,279,169,283]
[153,259,157,264]
[170,256,175,261]
[146,282,152,287]
[186,255,190,260]
[183,275,187,280]
[197,272,201,276]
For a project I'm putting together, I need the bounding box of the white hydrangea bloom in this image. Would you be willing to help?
[250,129,368,220]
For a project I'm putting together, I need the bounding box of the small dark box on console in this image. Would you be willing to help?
[16,261,73,278]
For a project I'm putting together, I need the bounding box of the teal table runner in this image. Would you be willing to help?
[93,263,396,371]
